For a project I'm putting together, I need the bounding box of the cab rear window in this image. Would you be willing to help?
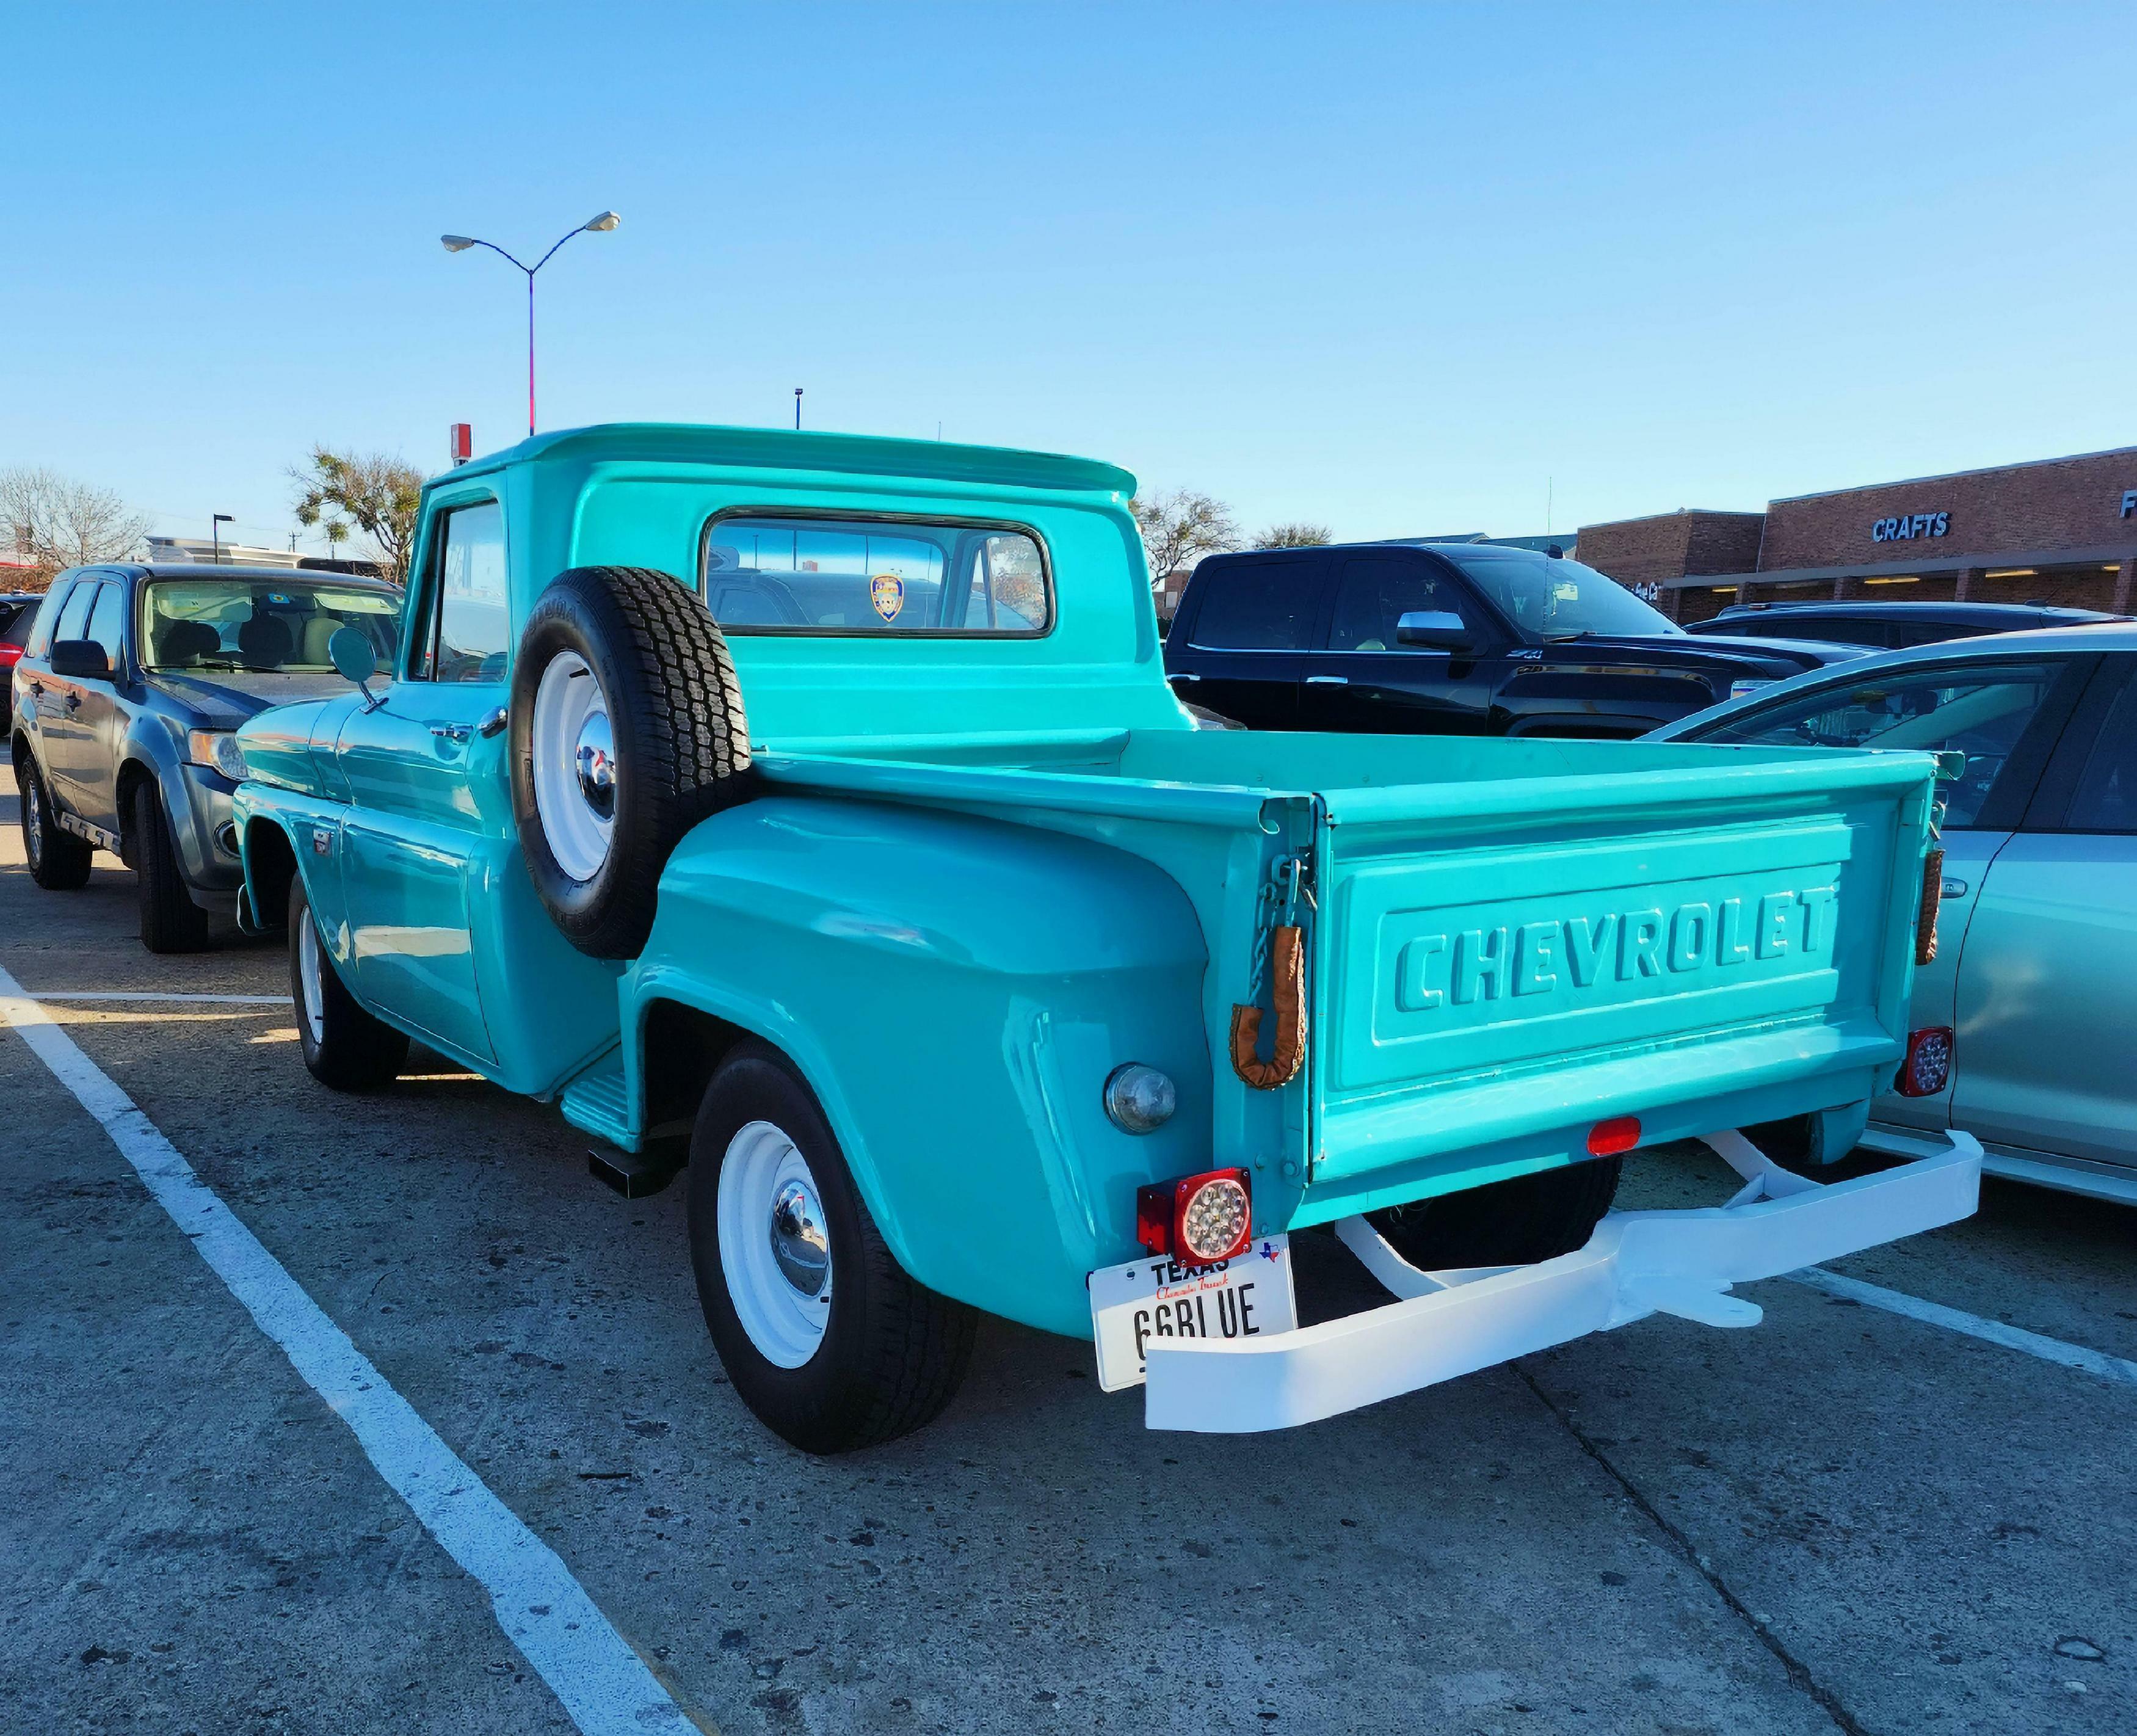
[702,513,1050,636]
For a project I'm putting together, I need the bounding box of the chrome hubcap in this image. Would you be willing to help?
[573,711,616,819]
[768,1178,830,1296]
[25,777,43,859]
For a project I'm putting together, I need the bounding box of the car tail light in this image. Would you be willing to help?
[1896,1026,1954,1097]
[1587,1116,1641,1157]
[1136,1168,1252,1268]
[0,644,20,670]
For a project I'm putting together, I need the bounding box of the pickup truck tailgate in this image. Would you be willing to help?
[1311,752,1935,1186]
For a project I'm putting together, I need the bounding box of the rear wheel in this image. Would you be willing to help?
[19,756,93,890]
[133,780,212,953]
[687,1041,976,1453]
[1368,1157,1622,1271]
[289,875,408,1091]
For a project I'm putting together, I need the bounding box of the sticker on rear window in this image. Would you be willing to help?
[871,573,905,622]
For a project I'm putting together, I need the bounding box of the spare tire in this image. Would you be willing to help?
[510,565,751,959]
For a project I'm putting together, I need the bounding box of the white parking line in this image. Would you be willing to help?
[0,965,690,1735]
[20,991,290,1004]
[1788,1266,2137,1387]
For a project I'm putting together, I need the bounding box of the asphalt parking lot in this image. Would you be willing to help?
[3,763,2133,1736]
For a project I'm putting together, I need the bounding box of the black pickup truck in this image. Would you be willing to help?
[1163,540,1861,737]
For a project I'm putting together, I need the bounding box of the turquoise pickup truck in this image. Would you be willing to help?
[233,424,1980,1453]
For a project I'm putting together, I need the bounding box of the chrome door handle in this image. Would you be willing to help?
[429,723,471,743]
[1305,675,1349,685]
[1941,878,1968,898]
[1167,672,1201,683]
[477,706,509,739]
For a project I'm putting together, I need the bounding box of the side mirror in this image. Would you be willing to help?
[328,626,385,712]
[1395,610,1473,652]
[48,639,112,681]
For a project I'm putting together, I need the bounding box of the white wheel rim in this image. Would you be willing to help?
[531,649,615,884]
[717,1120,833,1368]
[297,917,327,1046]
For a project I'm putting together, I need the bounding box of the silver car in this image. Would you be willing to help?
[1652,623,2137,1206]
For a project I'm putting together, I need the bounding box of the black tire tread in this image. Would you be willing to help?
[134,780,211,953]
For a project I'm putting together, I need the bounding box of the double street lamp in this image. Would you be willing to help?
[443,211,621,438]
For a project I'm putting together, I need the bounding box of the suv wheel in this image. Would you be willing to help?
[132,780,212,953]
[18,757,93,890]
[687,1041,976,1453]
[289,874,408,1091]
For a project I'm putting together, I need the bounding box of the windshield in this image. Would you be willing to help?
[1434,547,1682,641]
[142,579,400,674]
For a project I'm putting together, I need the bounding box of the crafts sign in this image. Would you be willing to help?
[1871,512,1949,543]
[870,572,905,622]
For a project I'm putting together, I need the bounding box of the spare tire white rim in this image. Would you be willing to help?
[718,1119,833,1368]
[531,649,615,884]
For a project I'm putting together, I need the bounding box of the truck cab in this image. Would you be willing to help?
[234,423,1979,1452]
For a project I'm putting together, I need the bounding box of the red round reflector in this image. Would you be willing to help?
[1587,1116,1641,1157]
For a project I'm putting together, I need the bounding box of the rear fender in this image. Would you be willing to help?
[625,794,1213,1338]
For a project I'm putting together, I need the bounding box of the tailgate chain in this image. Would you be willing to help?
[1231,852,1313,1090]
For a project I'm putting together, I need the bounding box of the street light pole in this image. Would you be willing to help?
[442,212,621,438]
[212,514,233,564]
[794,388,803,430]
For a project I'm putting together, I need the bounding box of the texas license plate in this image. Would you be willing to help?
[1089,1237,1297,1392]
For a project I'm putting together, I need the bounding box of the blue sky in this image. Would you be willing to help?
[3,2,2132,558]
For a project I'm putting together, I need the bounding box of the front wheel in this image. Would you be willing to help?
[133,780,211,954]
[686,1041,976,1453]
[289,874,408,1091]
[1367,1156,1623,1271]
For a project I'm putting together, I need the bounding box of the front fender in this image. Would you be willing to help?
[626,795,1213,1338]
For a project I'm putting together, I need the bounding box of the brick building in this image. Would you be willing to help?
[1578,445,2137,623]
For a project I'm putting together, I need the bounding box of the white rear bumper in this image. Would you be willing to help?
[1142,1128,1982,1433]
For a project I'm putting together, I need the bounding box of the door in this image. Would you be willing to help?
[1169,554,1324,728]
[1953,659,2137,1166]
[1302,551,1501,734]
[69,578,132,833]
[1680,650,2096,1133]
[335,499,511,1064]
[38,578,111,819]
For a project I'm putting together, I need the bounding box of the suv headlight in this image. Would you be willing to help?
[186,730,249,780]
[1727,678,1775,702]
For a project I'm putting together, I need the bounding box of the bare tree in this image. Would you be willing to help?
[1129,489,1240,593]
[0,467,151,590]
[1252,522,1333,549]
[291,446,424,586]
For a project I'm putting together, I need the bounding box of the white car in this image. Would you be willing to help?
[1653,623,2137,1205]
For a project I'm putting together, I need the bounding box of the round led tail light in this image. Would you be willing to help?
[1898,1026,1954,1097]
[1178,1174,1251,1263]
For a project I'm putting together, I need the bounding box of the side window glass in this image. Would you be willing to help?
[53,580,97,646]
[85,582,126,668]
[1328,557,1476,652]
[1699,660,2064,828]
[1189,559,1318,651]
[420,502,509,683]
[2063,677,2137,834]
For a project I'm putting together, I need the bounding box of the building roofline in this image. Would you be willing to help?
[1769,444,2137,506]
[1575,507,1767,534]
